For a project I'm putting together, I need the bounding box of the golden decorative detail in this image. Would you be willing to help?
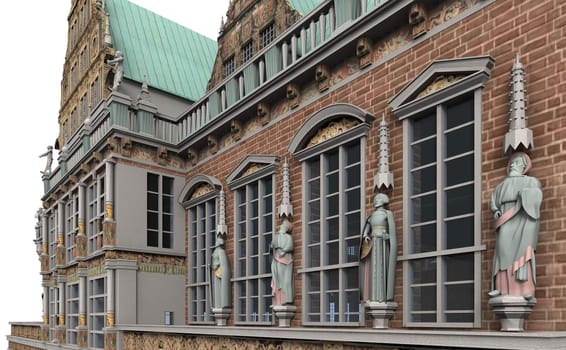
[429,0,480,30]
[138,263,186,275]
[43,315,49,324]
[107,312,115,327]
[42,244,48,254]
[416,74,466,99]
[78,221,85,234]
[190,183,214,200]
[79,314,87,326]
[58,314,65,326]
[306,118,360,148]
[105,203,113,219]
[57,233,64,245]
[241,163,265,178]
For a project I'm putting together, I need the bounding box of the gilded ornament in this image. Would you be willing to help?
[107,312,115,327]
[306,118,360,148]
[241,163,265,177]
[416,74,466,99]
[79,314,87,326]
[190,183,214,200]
[58,314,65,326]
[78,221,85,234]
[105,203,113,219]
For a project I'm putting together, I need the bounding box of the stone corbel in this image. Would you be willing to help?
[157,146,168,165]
[356,37,373,69]
[230,119,243,141]
[69,175,79,185]
[186,147,198,166]
[79,163,90,174]
[409,3,427,39]
[57,184,67,194]
[315,64,330,91]
[208,135,219,154]
[92,152,103,163]
[106,137,119,152]
[257,102,270,125]
[286,83,300,109]
[120,136,133,157]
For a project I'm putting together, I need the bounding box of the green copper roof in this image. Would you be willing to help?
[288,0,322,15]
[106,0,217,101]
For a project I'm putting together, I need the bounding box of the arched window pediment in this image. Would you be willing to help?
[178,174,222,208]
[226,155,280,189]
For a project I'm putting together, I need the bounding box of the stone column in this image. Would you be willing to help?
[56,275,66,344]
[104,262,117,350]
[56,201,66,266]
[103,159,116,247]
[76,184,87,259]
[77,266,88,348]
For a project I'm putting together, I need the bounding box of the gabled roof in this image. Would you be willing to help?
[106,0,217,101]
[288,0,322,15]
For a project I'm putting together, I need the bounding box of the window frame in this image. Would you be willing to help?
[223,56,235,78]
[227,155,279,325]
[260,22,275,49]
[65,190,79,263]
[66,282,80,345]
[146,172,175,249]
[241,40,254,64]
[389,56,494,328]
[289,103,374,327]
[88,276,106,349]
[87,174,105,254]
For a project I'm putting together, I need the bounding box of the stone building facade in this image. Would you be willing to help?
[8,0,566,349]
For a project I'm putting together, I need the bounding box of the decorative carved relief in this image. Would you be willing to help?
[416,74,466,99]
[257,102,271,125]
[103,221,116,247]
[208,135,219,154]
[241,163,266,178]
[190,183,214,200]
[186,147,198,166]
[409,3,428,38]
[428,0,480,30]
[92,152,103,163]
[374,32,411,62]
[80,163,90,174]
[121,136,133,157]
[306,118,360,148]
[230,119,243,141]
[356,37,373,68]
[286,83,300,109]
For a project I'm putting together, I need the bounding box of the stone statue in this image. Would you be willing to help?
[360,193,397,302]
[107,51,124,90]
[270,218,294,305]
[210,235,231,309]
[489,152,542,299]
[39,146,53,175]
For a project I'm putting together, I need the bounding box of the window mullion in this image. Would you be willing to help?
[338,145,345,322]
[436,104,445,322]
[319,153,326,321]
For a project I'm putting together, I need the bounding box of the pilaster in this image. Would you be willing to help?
[103,159,116,247]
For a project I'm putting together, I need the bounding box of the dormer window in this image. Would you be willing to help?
[241,41,253,64]
[223,56,235,78]
[260,23,275,49]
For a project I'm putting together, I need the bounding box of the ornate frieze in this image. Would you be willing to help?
[190,183,214,200]
[306,118,360,148]
[416,74,466,99]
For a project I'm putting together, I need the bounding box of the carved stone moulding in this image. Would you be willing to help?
[356,37,373,69]
[257,102,271,125]
[286,83,300,109]
[306,117,360,148]
[190,183,214,200]
[409,3,428,38]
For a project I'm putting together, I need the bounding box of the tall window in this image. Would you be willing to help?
[91,76,100,107]
[223,56,235,78]
[188,198,216,323]
[147,173,174,248]
[48,209,57,269]
[65,192,79,262]
[49,287,58,341]
[260,23,275,49]
[404,95,481,326]
[303,140,363,324]
[234,176,274,324]
[241,41,254,64]
[88,277,106,349]
[67,283,79,345]
[87,175,105,253]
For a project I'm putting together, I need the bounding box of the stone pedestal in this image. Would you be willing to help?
[77,326,88,349]
[211,307,231,326]
[55,325,66,344]
[366,301,397,329]
[104,327,118,350]
[272,305,296,327]
[489,295,536,332]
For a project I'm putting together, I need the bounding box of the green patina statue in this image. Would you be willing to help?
[489,152,542,300]
[270,218,294,305]
[360,193,397,303]
[210,235,231,309]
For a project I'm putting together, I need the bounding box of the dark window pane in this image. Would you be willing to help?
[411,223,436,254]
[327,172,339,194]
[308,222,320,244]
[445,283,474,310]
[162,195,172,213]
[344,267,358,289]
[308,200,320,220]
[327,217,339,241]
[411,258,436,284]
[446,217,474,249]
[445,312,474,323]
[147,230,158,247]
[346,164,360,189]
[263,194,273,214]
[309,178,320,200]
[308,272,320,292]
[162,213,172,232]
[346,142,360,164]
[412,165,436,194]
[346,188,360,212]
[411,313,436,323]
[346,213,360,237]
[147,193,158,211]
[250,183,258,199]
[412,113,436,141]
[446,96,474,129]
[345,291,360,322]
[411,285,437,311]
[412,193,436,223]
[147,212,158,230]
[163,176,174,195]
[147,173,159,192]
[308,159,320,179]
[412,138,436,168]
[345,237,359,262]
[162,232,172,248]
[326,241,339,265]
[327,195,339,217]
[445,184,474,218]
[446,125,473,158]
[263,216,273,233]
[326,269,339,290]
[309,245,320,267]
[327,151,339,171]
[445,253,474,282]
[446,154,474,187]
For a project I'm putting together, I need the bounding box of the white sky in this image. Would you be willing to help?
[0,1,228,347]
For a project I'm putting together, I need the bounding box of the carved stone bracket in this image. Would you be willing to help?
[489,295,536,332]
[211,307,232,326]
[286,83,300,109]
[257,102,270,125]
[230,119,243,141]
[366,301,398,329]
[80,163,90,174]
[315,64,330,91]
[273,305,297,327]
[356,37,373,69]
[121,136,133,157]
[208,135,219,154]
[92,152,103,163]
[409,3,428,38]
[187,147,198,166]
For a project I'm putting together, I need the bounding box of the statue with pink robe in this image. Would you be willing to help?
[489,152,542,300]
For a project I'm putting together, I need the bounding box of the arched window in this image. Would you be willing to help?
[289,103,374,326]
